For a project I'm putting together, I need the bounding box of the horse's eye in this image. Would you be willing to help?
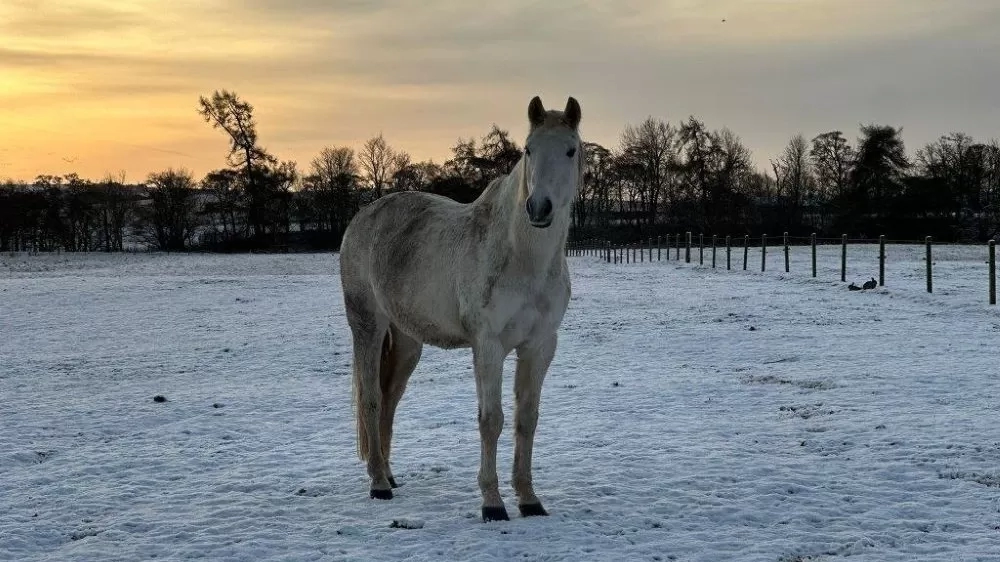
[566,148,576,157]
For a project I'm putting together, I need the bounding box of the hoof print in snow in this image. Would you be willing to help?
[612,381,621,387]
[69,528,101,541]
[370,488,393,500]
[743,375,836,391]
[296,488,308,495]
[938,471,1000,488]
[212,402,224,408]
[482,506,510,522]
[518,503,548,517]
[152,395,167,403]
[748,326,756,331]
[390,518,424,529]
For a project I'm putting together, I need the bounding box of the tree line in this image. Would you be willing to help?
[2,90,998,252]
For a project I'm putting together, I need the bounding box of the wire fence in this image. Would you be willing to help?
[567,233,998,306]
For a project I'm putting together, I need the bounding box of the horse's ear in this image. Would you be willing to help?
[564,97,581,129]
[528,96,546,128]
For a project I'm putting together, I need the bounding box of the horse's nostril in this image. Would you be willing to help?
[526,196,553,224]
[540,198,553,217]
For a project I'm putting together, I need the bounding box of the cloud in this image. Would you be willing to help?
[2,0,999,181]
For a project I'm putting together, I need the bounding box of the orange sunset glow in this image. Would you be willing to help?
[2,0,998,182]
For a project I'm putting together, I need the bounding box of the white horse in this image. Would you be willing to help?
[339,96,583,522]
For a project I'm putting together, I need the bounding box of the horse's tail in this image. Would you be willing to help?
[354,327,394,461]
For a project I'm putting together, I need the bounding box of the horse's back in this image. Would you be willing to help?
[341,191,463,273]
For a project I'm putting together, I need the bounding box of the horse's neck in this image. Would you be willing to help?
[482,160,568,273]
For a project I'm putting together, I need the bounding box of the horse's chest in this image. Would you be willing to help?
[492,281,568,349]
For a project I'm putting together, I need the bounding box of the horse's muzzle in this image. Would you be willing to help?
[525,197,553,228]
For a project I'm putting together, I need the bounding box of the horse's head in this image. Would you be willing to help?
[522,96,583,228]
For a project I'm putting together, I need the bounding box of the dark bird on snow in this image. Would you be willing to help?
[862,277,877,290]
[848,282,862,291]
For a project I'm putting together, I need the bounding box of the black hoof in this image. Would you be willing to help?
[518,503,548,517]
[369,488,393,500]
[389,477,399,489]
[482,505,510,522]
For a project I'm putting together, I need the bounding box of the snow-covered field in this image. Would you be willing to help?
[2,249,999,562]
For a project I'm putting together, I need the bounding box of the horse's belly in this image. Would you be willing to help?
[383,296,469,349]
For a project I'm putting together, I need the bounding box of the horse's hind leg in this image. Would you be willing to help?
[346,292,393,499]
[512,333,557,517]
[379,325,422,489]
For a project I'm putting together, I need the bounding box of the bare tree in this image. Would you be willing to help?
[619,118,677,227]
[579,142,613,228]
[201,168,244,242]
[96,172,135,251]
[916,133,998,239]
[359,133,402,199]
[810,131,854,202]
[477,124,522,183]
[771,134,814,229]
[713,128,754,230]
[137,169,201,251]
[301,146,362,238]
[443,137,480,187]
[198,90,277,240]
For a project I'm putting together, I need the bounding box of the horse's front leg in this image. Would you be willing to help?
[512,333,556,517]
[472,338,508,522]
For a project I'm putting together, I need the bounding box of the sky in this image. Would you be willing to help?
[1,0,998,183]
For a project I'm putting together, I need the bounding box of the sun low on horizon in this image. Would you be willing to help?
[1,0,998,183]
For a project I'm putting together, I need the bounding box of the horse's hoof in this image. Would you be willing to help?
[389,477,399,489]
[482,505,510,522]
[518,503,548,517]
[370,488,393,500]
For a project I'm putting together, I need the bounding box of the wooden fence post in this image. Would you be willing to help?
[783,232,789,273]
[726,235,731,270]
[675,233,680,260]
[990,239,996,305]
[879,235,885,286]
[811,233,817,278]
[761,234,767,272]
[925,236,932,293]
[699,234,704,265]
[657,236,662,261]
[712,235,717,268]
[743,235,749,270]
[841,234,847,282]
[648,238,653,262]
[685,232,692,263]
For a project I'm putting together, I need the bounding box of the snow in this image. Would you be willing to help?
[1,248,999,562]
